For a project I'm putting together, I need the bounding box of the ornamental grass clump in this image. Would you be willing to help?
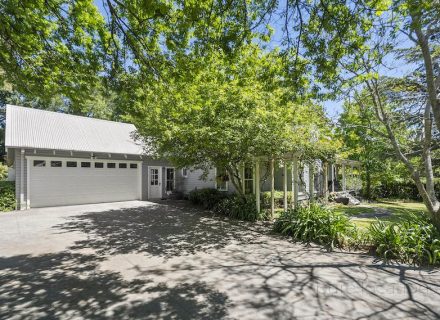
[273,203,358,250]
[368,214,440,266]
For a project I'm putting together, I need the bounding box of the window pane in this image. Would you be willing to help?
[95,162,104,168]
[107,163,116,168]
[66,161,77,168]
[166,168,174,191]
[33,160,46,167]
[81,162,91,168]
[51,161,62,167]
[130,163,137,169]
[245,166,253,179]
[150,169,158,185]
[182,168,188,177]
[244,165,253,194]
[216,167,228,191]
[166,168,174,180]
[119,163,127,169]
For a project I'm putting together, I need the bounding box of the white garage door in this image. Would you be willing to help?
[29,157,141,208]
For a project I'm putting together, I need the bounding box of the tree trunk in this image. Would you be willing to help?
[226,166,245,197]
[364,79,440,230]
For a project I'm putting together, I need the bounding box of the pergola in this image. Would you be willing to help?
[250,155,362,217]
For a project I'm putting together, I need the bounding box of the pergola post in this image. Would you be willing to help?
[331,163,335,192]
[323,162,329,203]
[350,164,356,190]
[309,162,315,202]
[283,162,288,212]
[342,163,346,192]
[292,158,299,209]
[255,160,260,213]
[241,163,246,194]
[270,158,275,219]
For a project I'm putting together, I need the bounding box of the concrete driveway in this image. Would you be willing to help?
[0,201,439,319]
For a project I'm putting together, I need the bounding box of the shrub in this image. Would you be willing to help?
[370,180,440,201]
[188,188,228,209]
[274,203,358,250]
[213,194,263,221]
[368,214,440,266]
[0,181,15,212]
[261,191,293,208]
[0,164,8,180]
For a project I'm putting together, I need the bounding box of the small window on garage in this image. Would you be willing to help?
[119,163,127,169]
[81,162,91,168]
[66,161,77,167]
[130,163,138,169]
[33,160,46,167]
[95,162,104,168]
[51,161,62,167]
[107,163,116,168]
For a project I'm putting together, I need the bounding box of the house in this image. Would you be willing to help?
[5,105,217,210]
[6,105,361,211]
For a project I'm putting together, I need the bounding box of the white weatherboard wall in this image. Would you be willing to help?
[28,157,142,208]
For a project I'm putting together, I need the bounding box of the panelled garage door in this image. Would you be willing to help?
[29,157,141,208]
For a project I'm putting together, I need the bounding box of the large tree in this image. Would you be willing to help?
[0,0,113,115]
[240,0,440,227]
[123,46,335,193]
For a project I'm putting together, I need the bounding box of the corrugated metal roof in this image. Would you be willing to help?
[5,105,144,155]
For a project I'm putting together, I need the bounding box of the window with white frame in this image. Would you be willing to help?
[181,167,188,178]
[216,167,228,191]
[244,165,253,194]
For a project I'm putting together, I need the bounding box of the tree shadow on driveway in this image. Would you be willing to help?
[0,251,229,319]
[47,201,440,319]
[54,203,268,258]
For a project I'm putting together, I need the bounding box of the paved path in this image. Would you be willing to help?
[0,201,439,319]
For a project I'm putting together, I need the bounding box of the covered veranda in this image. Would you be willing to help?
[244,155,362,217]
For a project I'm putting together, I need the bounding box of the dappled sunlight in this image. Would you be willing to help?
[331,200,428,228]
[117,240,440,319]
[54,203,270,258]
[0,252,229,319]
[1,201,439,319]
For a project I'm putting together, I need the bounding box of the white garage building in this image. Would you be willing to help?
[6,105,217,210]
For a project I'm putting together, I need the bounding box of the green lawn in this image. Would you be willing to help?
[330,199,427,229]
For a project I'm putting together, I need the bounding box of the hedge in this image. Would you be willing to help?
[0,181,16,212]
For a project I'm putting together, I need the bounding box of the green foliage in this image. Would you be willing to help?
[0,163,7,180]
[368,214,440,266]
[213,194,263,221]
[261,191,294,208]
[371,181,440,201]
[0,0,112,113]
[274,204,358,250]
[0,181,15,212]
[188,188,262,221]
[126,46,337,191]
[188,188,228,210]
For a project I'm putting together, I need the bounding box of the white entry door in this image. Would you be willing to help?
[149,166,162,199]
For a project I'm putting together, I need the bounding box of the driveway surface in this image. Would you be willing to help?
[0,200,439,319]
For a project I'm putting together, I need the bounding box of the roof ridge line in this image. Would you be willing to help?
[6,104,134,127]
